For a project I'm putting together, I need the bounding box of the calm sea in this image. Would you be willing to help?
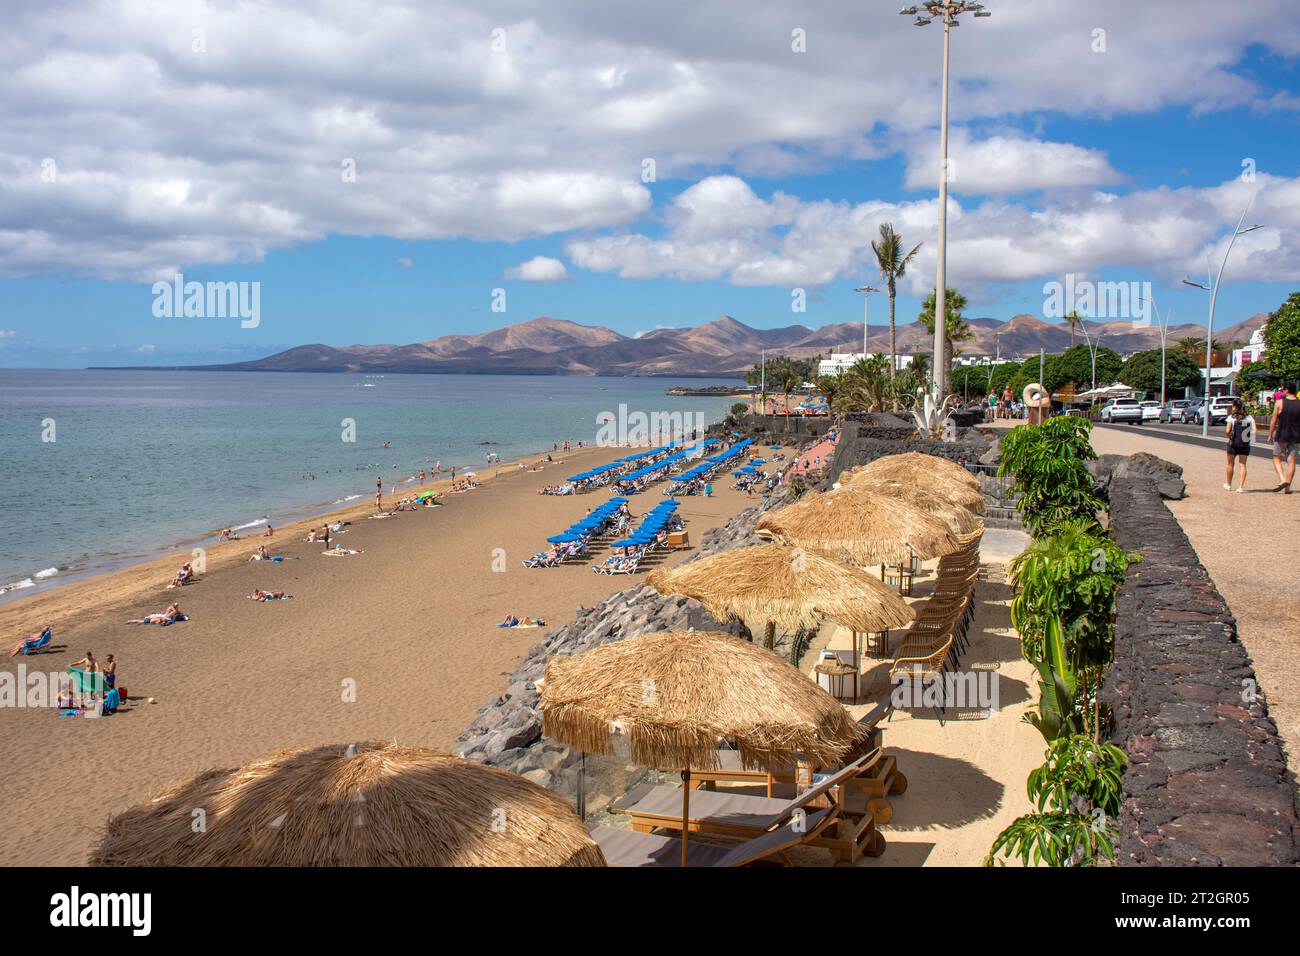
[0,370,741,598]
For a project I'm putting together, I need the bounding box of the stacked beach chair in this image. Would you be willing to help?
[888,527,983,724]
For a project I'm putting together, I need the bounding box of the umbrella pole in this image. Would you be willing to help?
[765,621,775,650]
[681,767,691,866]
[577,751,586,818]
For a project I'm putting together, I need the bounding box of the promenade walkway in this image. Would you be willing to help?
[995,421,1299,772]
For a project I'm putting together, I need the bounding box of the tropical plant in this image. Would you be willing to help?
[1024,615,1081,742]
[998,417,1104,536]
[777,368,802,424]
[1065,309,1082,349]
[1008,520,1133,662]
[871,223,922,395]
[1263,291,1300,382]
[837,355,893,412]
[917,287,973,398]
[986,734,1128,867]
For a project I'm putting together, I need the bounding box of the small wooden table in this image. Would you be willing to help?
[815,660,858,702]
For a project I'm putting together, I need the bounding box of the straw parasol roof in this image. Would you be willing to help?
[89,742,605,867]
[757,487,961,565]
[839,456,984,513]
[540,629,865,772]
[852,452,978,489]
[846,477,985,536]
[647,543,915,636]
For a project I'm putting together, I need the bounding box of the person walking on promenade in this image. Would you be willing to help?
[1224,400,1255,493]
[1269,382,1300,493]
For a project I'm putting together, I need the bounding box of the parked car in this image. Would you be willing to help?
[1139,401,1162,422]
[1160,399,1193,423]
[1099,397,1143,424]
[1179,399,1204,424]
[1198,395,1235,426]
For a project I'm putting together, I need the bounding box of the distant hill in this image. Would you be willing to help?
[115,312,1270,378]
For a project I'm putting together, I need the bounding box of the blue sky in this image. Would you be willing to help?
[1,1,1298,367]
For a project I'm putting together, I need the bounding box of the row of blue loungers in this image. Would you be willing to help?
[522,497,630,568]
[592,500,681,575]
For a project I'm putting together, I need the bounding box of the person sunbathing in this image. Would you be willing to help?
[127,603,184,625]
[8,625,51,657]
[498,614,521,627]
[168,563,194,588]
[305,529,321,542]
[250,589,287,601]
[321,546,362,556]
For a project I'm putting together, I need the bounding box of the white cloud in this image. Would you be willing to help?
[395,256,413,268]
[135,343,156,353]
[0,0,1296,279]
[901,129,1123,195]
[502,255,570,282]
[567,173,1300,291]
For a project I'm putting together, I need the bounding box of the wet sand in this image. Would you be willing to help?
[0,443,765,865]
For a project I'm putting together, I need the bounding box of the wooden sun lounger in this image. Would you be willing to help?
[616,752,885,864]
[591,809,833,867]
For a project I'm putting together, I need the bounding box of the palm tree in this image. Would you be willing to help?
[777,369,802,424]
[917,287,973,398]
[814,374,842,415]
[871,223,923,393]
[840,356,892,412]
[1065,310,1083,349]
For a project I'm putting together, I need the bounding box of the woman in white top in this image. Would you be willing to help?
[1224,399,1255,493]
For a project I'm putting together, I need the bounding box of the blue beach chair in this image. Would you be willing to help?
[18,626,52,655]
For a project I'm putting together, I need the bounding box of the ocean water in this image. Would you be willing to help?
[0,370,741,597]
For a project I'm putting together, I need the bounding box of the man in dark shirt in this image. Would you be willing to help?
[1268,382,1300,493]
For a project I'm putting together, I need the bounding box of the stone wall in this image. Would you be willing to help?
[1103,477,1298,865]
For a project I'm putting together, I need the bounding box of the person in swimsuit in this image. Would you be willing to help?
[1224,400,1254,493]
[250,589,286,601]
[103,655,117,690]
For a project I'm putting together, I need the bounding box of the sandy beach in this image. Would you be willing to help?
[0,441,767,865]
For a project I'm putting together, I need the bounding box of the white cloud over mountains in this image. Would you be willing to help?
[503,255,569,282]
[0,0,1297,282]
[567,173,1300,291]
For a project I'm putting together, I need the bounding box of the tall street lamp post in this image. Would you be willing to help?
[1183,197,1263,437]
[854,285,879,362]
[901,1,991,402]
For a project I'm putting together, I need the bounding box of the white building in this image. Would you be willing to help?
[1230,326,1267,371]
[817,352,914,376]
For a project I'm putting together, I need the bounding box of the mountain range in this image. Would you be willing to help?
[151,313,1267,378]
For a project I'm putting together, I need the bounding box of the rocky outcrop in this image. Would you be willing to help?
[453,491,788,793]
[1103,477,1298,866]
[1090,451,1186,500]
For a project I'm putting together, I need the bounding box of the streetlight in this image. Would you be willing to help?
[1182,197,1263,437]
[902,2,992,402]
[853,285,879,361]
[1079,318,1105,410]
[1136,292,1173,406]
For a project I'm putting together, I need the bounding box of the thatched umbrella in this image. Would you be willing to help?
[647,542,915,648]
[839,455,985,514]
[757,486,960,566]
[846,477,985,536]
[90,742,605,867]
[539,629,866,865]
